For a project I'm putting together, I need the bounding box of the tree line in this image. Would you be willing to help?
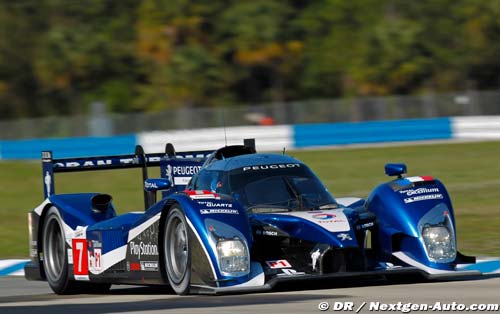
[1,0,500,120]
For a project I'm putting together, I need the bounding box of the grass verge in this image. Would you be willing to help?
[0,140,499,258]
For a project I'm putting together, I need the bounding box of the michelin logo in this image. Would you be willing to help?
[200,209,239,215]
[140,261,158,272]
[404,194,443,204]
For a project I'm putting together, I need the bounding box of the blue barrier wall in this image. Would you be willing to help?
[293,118,452,148]
[0,116,485,160]
[0,135,136,159]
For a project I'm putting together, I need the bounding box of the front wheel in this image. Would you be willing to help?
[163,206,191,295]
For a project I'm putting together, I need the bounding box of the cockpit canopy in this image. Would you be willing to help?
[188,160,337,213]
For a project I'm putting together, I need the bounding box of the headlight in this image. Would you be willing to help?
[421,224,456,263]
[216,237,249,275]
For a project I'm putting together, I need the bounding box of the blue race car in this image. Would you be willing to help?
[25,139,482,295]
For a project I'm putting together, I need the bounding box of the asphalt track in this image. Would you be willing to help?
[1,276,500,314]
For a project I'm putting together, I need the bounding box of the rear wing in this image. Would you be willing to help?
[41,139,256,209]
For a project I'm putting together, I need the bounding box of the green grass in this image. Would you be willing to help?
[1,141,499,258]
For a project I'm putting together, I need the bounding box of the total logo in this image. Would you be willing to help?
[312,213,336,220]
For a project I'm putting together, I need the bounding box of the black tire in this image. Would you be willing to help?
[42,207,111,294]
[163,206,191,295]
[42,207,80,294]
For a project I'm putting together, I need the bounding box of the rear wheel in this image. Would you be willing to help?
[163,206,191,295]
[42,207,111,294]
[42,207,80,294]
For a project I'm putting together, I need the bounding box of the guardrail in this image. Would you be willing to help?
[0,116,499,160]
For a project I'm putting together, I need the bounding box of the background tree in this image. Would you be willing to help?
[1,0,500,120]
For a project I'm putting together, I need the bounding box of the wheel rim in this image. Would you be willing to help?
[165,213,188,284]
[44,215,65,282]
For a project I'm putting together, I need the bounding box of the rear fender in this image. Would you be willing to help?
[29,194,116,277]
[45,194,116,229]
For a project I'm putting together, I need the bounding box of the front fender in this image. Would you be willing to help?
[167,193,254,287]
[367,178,457,270]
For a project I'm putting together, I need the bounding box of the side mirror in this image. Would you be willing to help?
[385,163,407,177]
[144,178,171,192]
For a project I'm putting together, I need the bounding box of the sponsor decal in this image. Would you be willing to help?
[30,240,37,258]
[72,239,88,277]
[280,210,351,233]
[129,241,158,259]
[255,229,279,236]
[173,165,202,176]
[312,213,336,220]
[197,201,233,208]
[278,268,306,276]
[162,164,203,187]
[337,233,352,241]
[266,260,292,269]
[399,187,440,196]
[242,163,301,172]
[89,240,102,248]
[165,165,173,184]
[130,262,141,271]
[44,171,51,196]
[357,221,375,230]
[175,153,210,159]
[89,248,102,272]
[55,158,135,168]
[140,261,159,272]
[262,230,278,236]
[67,249,73,264]
[88,240,102,272]
[197,201,235,214]
[404,194,443,204]
[311,249,321,271]
[73,228,85,238]
[144,181,159,189]
[173,177,191,185]
[200,208,239,215]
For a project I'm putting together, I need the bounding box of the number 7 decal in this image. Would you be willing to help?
[72,239,88,276]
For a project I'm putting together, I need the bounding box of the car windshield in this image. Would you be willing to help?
[228,163,337,213]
